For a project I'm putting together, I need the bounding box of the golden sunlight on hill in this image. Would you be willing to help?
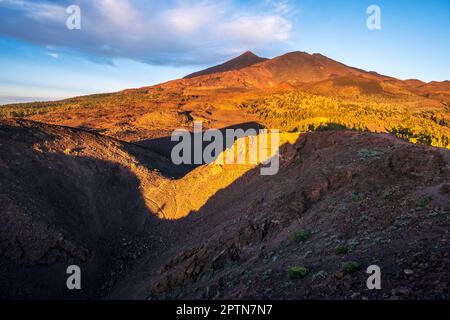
[141,132,298,219]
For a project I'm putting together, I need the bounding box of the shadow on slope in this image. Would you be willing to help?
[132,121,265,178]
[0,121,160,299]
[2,120,449,300]
[110,131,450,299]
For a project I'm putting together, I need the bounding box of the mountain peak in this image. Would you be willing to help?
[241,50,258,57]
[184,51,268,79]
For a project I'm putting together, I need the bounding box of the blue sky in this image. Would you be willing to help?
[0,0,449,104]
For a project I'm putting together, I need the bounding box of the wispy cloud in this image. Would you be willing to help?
[266,0,290,15]
[0,0,295,66]
[221,15,292,44]
[47,52,59,59]
[0,0,66,22]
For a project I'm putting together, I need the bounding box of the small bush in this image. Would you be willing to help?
[351,192,364,202]
[382,190,392,199]
[293,229,311,243]
[288,266,309,279]
[335,244,349,255]
[358,149,384,160]
[341,261,361,273]
[416,195,432,208]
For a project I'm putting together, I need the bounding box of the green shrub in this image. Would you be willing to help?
[341,261,361,273]
[335,244,349,255]
[288,266,309,279]
[293,229,311,243]
[416,195,432,208]
[351,192,364,202]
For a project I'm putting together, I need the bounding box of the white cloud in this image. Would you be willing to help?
[221,15,292,44]
[0,0,295,65]
[164,2,223,33]
[48,52,59,59]
[95,0,139,28]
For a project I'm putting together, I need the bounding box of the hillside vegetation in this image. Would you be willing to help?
[0,91,161,118]
[240,91,450,148]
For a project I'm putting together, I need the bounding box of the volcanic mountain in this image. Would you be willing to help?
[6,50,448,142]
[235,51,388,83]
[184,51,268,79]
[174,51,449,107]
[180,52,355,90]
[17,50,447,146]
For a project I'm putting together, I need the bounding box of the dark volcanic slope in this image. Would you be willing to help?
[0,119,171,298]
[112,132,450,300]
[184,51,268,79]
[1,119,449,300]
